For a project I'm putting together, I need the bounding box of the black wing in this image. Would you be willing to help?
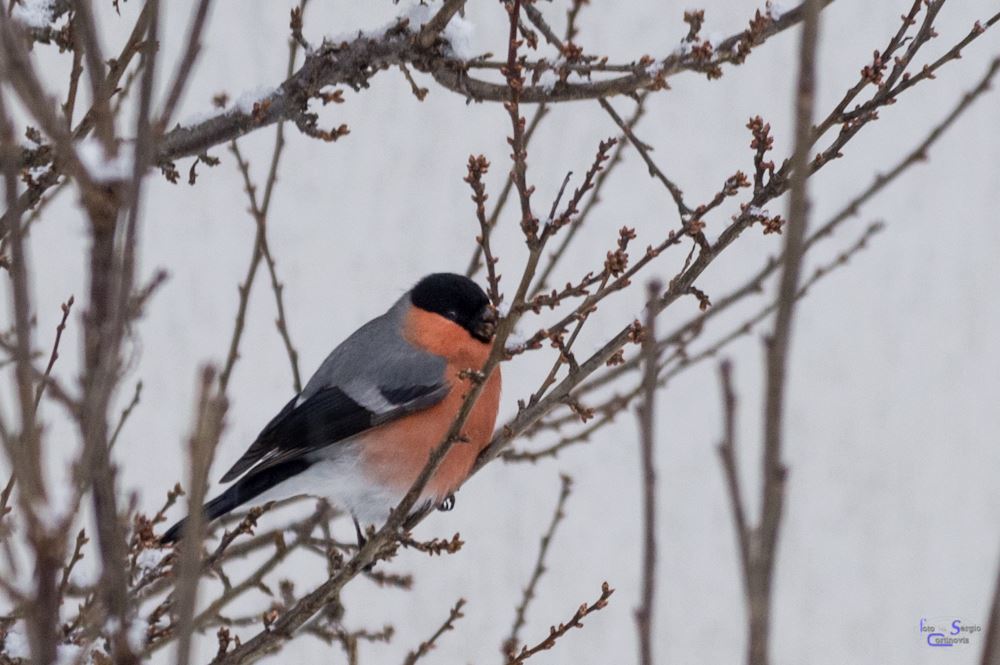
[219,382,446,483]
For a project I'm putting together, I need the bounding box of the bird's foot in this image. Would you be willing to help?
[437,493,456,512]
[353,518,376,572]
[353,518,367,548]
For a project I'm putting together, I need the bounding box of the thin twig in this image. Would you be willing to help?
[520,4,692,224]
[219,4,308,394]
[505,582,614,664]
[402,598,466,665]
[71,0,114,149]
[108,381,142,450]
[466,104,549,279]
[465,155,501,305]
[509,221,884,463]
[567,54,1000,400]
[502,474,573,656]
[599,97,690,219]
[530,95,644,297]
[229,141,304,394]
[156,0,215,130]
[32,295,74,413]
[716,361,750,587]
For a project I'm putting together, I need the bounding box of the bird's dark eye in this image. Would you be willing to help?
[444,309,459,321]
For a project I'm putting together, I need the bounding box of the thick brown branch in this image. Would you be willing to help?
[152,0,828,164]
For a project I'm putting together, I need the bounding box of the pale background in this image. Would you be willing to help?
[3,0,1000,663]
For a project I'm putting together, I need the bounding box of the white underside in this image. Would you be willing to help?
[251,445,435,526]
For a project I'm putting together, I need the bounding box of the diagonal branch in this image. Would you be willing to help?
[502,474,573,657]
[505,582,614,664]
[416,0,467,48]
[156,0,215,131]
[402,598,466,665]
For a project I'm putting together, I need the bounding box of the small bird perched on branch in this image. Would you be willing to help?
[161,273,501,545]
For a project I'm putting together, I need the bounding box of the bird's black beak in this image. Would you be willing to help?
[472,306,498,343]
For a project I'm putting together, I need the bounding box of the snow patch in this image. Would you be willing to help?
[135,548,169,573]
[77,139,135,183]
[12,0,56,29]
[67,552,100,588]
[176,107,219,129]
[766,1,792,20]
[326,2,478,59]
[1,625,81,665]
[673,40,695,57]
[125,618,147,651]
[175,85,277,130]
[232,85,278,115]
[2,626,31,659]
[326,3,426,44]
[536,70,560,92]
[443,13,476,60]
[103,617,146,655]
[27,164,53,181]
[504,328,527,353]
[54,643,82,665]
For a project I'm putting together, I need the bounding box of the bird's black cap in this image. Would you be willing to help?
[411,273,495,342]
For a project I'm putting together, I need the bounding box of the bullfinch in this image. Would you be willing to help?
[161,273,501,544]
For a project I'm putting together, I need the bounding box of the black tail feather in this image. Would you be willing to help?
[159,459,312,544]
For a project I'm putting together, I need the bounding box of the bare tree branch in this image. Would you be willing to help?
[0,54,60,665]
[748,2,820,662]
[505,582,614,664]
[32,295,73,414]
[502,474,573,657]
[716,361,751,589]
[982,554,1000,665]
[219,4,308,394]
[402,598,466,665]
[156,0,214,131]
[151,0,829,164]
[2,4,997,665]
[416,0,467,48]
[635,280,660,665]
[173,366,227,665]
